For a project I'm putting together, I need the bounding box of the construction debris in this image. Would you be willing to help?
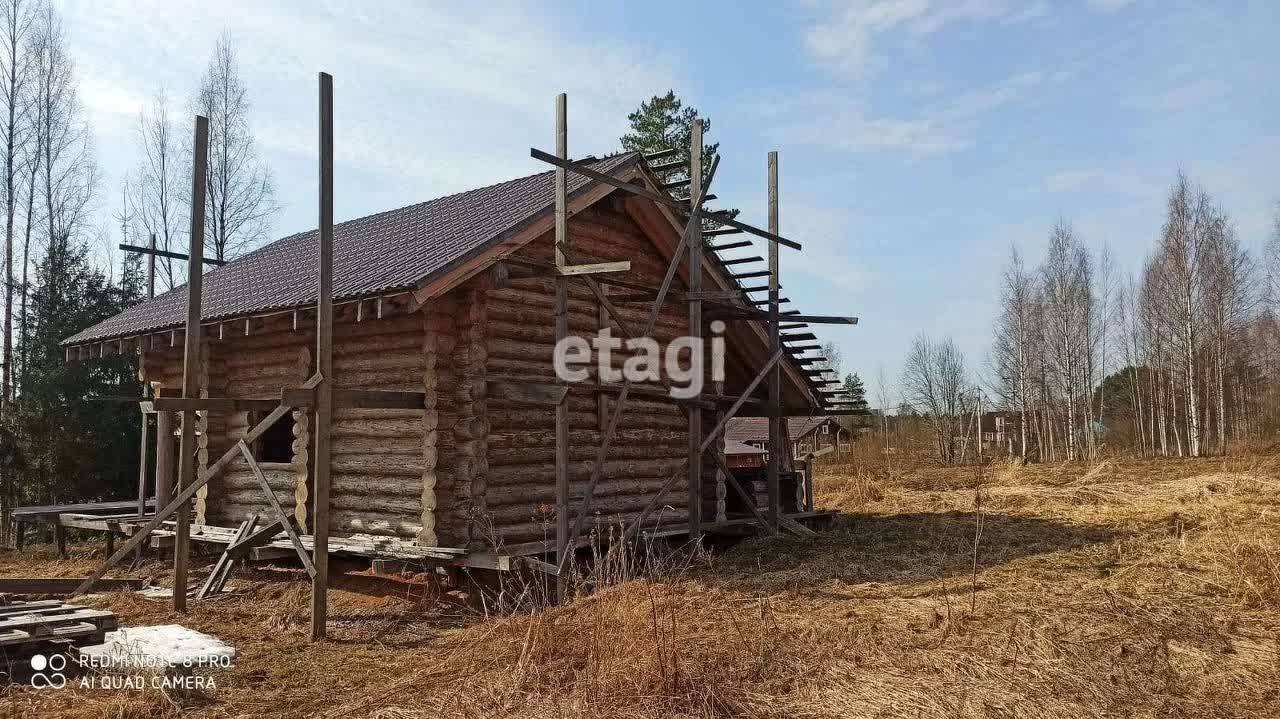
[0,577,147,595]
[0,598,118,653]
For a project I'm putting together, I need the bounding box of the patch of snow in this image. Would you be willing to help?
[78,625,235,671]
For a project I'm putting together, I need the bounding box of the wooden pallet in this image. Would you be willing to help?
[0,599,118,651]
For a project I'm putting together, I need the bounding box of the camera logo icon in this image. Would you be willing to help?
[29,653,67,689]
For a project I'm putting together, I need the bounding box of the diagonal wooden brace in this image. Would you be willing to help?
[557,157,720,569]
[238,440,316,577]
[73,374,321,596]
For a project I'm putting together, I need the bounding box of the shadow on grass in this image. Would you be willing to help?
[706,510,1121,591]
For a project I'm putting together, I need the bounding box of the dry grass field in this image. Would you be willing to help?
[2,454,1278,718]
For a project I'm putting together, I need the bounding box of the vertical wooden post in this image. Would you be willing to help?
[147,232,156,299]
[766,151,781,529]
[155,409,174,505]
[174,115,209,612]
[553,93,570,599]
[136,407,149,517]
[135,404,150,562]
[686,120,704,547]
[311,71,335,642]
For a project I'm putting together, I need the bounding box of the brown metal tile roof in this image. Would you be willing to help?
[64,153,639,346]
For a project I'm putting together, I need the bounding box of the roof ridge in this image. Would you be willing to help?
[190,150,640,284]
[274,149,639,244]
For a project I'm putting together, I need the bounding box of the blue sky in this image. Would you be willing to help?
[66,0,1278,402]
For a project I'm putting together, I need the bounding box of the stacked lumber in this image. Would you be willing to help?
[0,599,118,651]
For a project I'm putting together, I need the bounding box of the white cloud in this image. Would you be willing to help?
[1085,0,1137,13]
[752,69,1044,157]
[63,0,686,235]
[801,0,1048,76]
[944,71,1043,118]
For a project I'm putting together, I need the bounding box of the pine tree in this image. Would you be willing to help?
[844,372,869,411]
[622,92,718,180]
[620,91,736,219]
[13,238,140,506]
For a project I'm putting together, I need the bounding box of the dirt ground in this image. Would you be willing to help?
[1,454,1278,718]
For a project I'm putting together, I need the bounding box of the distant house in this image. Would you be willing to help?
[724,439,766,469]
[980,411,1027,456]
[727,416,849,459]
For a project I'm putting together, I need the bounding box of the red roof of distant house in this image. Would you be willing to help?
[725,416,832,444]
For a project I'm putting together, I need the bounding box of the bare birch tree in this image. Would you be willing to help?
[0,0,33,409]
[193,34,276,261]
[33,5,94,263]
[127,90,183,291]
[902,333,971,465]
[1040,220,1093,460]
[993,246,1034,459]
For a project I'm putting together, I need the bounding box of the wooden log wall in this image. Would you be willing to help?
[134,299,475,546]
[328,313,429,539]
[484,202,700,545]
[213,336,311,528]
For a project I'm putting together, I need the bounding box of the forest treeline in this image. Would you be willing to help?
[0,0,275,536]
[900,171,1278,464]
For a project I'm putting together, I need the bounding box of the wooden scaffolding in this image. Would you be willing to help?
[63,81,859,642]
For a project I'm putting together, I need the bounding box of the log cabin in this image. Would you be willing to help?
[62,152,833,557]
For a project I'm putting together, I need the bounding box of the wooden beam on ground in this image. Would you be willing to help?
[173,114,210,612]
[225,518,285,558]
[312,71,335,642]
[0,577,146,594]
